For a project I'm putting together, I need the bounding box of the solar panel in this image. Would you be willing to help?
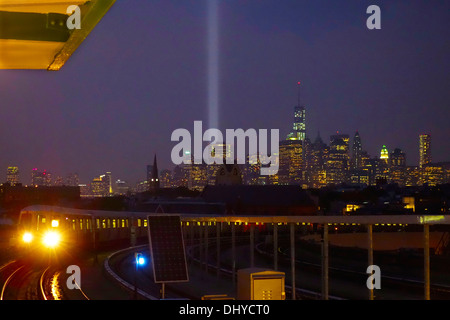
[147,215,189,283]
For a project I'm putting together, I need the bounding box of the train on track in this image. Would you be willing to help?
[16,205,151,256]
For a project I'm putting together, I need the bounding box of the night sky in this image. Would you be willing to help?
[1,0,449,186]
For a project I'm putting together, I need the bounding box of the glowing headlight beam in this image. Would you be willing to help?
[22,232,33,243]
[43,231,60,248]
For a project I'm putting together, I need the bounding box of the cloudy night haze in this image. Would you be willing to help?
[0,0,448,187]
[0,0,450,309]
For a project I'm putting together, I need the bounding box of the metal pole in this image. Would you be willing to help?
[190,222,194,246]
[189,224,194,265]
[424,224,430,300]
[367,224,374,300]
[204,223,209,273]
[199,223,204,269]
[232,223,236,287]
[92,217,98,264]
[250,223,255,268]
[322,223,329,300]
[290,223,296,300]
[134,255,137,300]
[216,222,221,277]
[274,223,278,271]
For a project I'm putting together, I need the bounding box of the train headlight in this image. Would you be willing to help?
[22,232,33,243]
[43,231,60,248]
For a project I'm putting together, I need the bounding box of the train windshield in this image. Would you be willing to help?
[19,213,32,228]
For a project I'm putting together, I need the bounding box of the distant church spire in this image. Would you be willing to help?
[150,154,160,191]
[314,130,323,145]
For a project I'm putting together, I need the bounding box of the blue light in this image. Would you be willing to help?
[136,253,146,266]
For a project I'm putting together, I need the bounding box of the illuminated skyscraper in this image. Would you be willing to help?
[373,145,390,184]
[326,135,349,185]
[242,154,260,185]
[351,131,362,170]
[31,168,51,186]
[422,163,447,186]
[6,166,19,186]
[188,163,207,191]
[305,133,328,188]
[91,176,106,197]
[390,148,406,186]
[91,173,112,197]
[115,179,129,195]
[172,165,188,188]
[287,82,306,141]
[211,143,232,162]
[419,134,431,168]
[278,140,303,185]
[405,166,420,187]
[159,169,173,188]
[380,145,389,164]
[206,143,232,186]
[330,133,350,147]
[105,172,113,195]
[349,132,369,186]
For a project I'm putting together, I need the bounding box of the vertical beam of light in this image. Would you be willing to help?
[207,0,219,130]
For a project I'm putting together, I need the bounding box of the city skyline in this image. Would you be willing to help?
[0,0,449,186]
[2,128,444,191]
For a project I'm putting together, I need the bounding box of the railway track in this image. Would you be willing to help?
[1,261,43,300]
[0,260,68,300]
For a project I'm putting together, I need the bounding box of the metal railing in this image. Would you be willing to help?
[178,213,450,300]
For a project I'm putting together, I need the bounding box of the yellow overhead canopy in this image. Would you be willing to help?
[0,0,115,70]
[0,0,87,14]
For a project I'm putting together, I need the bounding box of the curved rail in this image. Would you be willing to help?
[1,264,25,300]
[41,266,90,300]
[39,266,51,300]
[74,279,90,300]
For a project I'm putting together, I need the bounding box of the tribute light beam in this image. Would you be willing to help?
[207,0,219,131]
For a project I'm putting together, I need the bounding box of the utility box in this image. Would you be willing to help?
[237,268,285,300]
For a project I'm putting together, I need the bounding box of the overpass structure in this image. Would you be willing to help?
[0,0,115,70]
